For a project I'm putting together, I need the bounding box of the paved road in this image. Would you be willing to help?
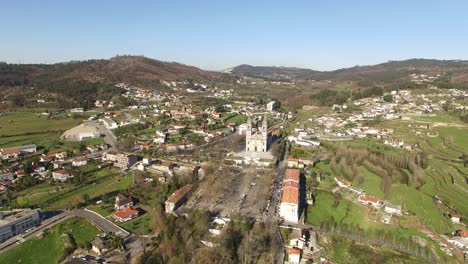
[72,209,129,238]
[0,209,132,256]
[267,141,288,220]
[87,121,118,149]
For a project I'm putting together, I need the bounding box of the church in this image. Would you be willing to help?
[245,115,269,152]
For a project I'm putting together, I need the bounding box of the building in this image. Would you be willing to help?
[289,228,308,249]
[288,247,301,264]
[279,169,300,223]
[91,236,112,255]
[358,195,382,208]
[114,194,133,210]
[266,101,278,111]
[384,203,402,216]
[450,214,461,224]
[245,116,269,152]
[0,144,37,160]
[72,156,88,167]
[61,123,101,141]
[102,152,139,170]
[113,208,139,222]
[334,177,351,188]
[165,184,193,213]
[0,209,41,243]
[52,169,71,181]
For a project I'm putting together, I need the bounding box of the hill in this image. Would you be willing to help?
[0,56,228,109]
[228,59,468,83]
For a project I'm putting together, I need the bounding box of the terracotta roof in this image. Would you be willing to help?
[288,247,301,255]
[460,230,468,238]
[336,178,351,186]
[54,169,68,174]
[283,180,299,189]
[74,156,88,161]
[15,170,25,175]
[358,195,380,204]
[285,169,300,182]
[281,187,299,205]
[166,184,192,203]
[113,208,139,219]
[1,149,20,155]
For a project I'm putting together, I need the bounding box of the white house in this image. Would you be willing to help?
[52,169,71,181]
[279,169,300,223]
[72,156,88,167]
[384,203,402,216]
[288,247,301,264]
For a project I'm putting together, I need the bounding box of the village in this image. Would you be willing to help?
[0,76,467,264]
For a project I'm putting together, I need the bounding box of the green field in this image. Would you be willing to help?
[14,167,132,209]
[0,111,83,148]
[119,213,153,235]
[0,217,99,264]
[307,191,372,229]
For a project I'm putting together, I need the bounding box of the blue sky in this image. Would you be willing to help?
[1,0,467,70]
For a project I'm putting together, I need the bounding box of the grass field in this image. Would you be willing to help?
[324,236,428,264]
[14,167,132,209]
[0,217,98,264]
[119,213,153,235]
[307,191,372,229]
[0,111,83,148]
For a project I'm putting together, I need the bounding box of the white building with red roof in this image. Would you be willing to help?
[334,177,351,188]
[279,169,300,223]
[113,207,139,222]
[358,195,382,208]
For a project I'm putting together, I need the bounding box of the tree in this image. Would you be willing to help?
[383,93,393,102]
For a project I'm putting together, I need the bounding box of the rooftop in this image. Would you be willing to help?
[166,184,193,204]
[0,209,41,225]
[113,208,139,219]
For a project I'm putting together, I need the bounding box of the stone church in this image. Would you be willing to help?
[245,115,269,152]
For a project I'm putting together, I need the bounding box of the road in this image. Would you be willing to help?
[267,141,288,264]
[87,121,118,149]
[0,209,144,258]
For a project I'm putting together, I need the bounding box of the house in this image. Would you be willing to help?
[289,228,308,249]
[113,207,139,222]
[151,161,175,176]
[15,169,26,178]
[0,149,20,160]
[358,195,382,208]
[384,203,402,216]
[288,247,301,264]
[266,101,278,111]
[450,214,462,224]
[114,194,133,210]
[334,177,351,188]
[287,157,300,168]
[52,169,71,181]
[165,184,193,213]
[0,182,7,194]
[91,236,112,255]
[279,169,300,223]
[72,156,88,167]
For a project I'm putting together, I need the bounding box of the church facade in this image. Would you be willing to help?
[245,115,269,152]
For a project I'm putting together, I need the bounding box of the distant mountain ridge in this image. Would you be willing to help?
[0,55,226,89]
[228,59,468,82]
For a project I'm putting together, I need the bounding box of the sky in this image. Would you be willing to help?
[1,0,467,71]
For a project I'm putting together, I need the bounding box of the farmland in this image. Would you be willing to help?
[0,111,83,148]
